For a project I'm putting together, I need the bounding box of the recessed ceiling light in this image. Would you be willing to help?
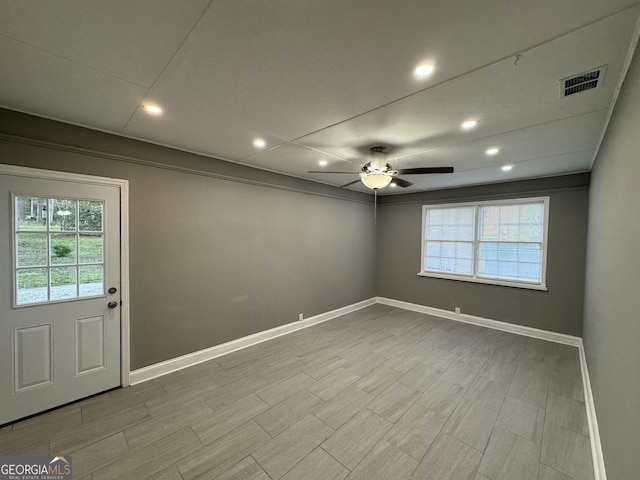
[501,165,513,171]
[486,147,500,156]
[414,64,434,77]
[390,182,397,187]
[253,139,266,148]
[142,104,162,115]
[461,120,478,130]
[318,159,328,167]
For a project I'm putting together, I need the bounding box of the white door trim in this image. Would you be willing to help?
[0,164,131,387]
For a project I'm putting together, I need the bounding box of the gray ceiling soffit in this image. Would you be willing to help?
[377,172,591,205]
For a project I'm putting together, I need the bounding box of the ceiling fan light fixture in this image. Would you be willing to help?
[361,174,392,190]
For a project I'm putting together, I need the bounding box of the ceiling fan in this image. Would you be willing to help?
[308,146,454,190]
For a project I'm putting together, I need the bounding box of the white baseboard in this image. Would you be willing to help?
[376,296,582,346]
[376,296,605,480]
[578,344,607,480]
[129,297,376,385]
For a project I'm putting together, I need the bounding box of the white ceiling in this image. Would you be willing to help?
[1,1,639,195]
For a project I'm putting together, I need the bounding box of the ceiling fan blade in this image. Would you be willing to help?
[394,166,454,175]
[340,179,362,188]
[307,170,359,174]
[391,177,413,188]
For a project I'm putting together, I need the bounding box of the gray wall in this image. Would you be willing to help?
[583,46,640,478]
[376,175,589,336]
[0,110,376,369]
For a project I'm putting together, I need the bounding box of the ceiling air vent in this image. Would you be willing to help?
[561,66,606,97]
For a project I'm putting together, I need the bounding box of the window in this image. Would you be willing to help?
[14,195,105,305]
[420,197,549,290]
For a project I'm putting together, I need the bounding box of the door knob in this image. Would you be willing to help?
[107,301,118,309]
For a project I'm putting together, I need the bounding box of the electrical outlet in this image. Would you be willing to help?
[298,313,304,321]
[455,307,461,315]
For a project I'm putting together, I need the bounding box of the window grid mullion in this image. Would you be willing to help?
[473,206,480,279]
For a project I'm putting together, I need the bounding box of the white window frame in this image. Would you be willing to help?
[418,196,550,291]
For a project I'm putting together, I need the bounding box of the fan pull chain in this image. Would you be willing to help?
[374,189,377,225]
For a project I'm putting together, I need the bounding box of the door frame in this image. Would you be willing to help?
[0,163,131,387]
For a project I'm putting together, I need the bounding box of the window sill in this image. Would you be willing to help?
[417,271,548,291]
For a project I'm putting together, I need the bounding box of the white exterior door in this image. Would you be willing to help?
[0,168,123,425]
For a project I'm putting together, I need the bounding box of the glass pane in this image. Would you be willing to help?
[456,259,473,274]
[517,262,541,282]
[79,234,103,264]
[479,207,499,240]
[50,266,77,300]
[519,203,544,225]
[498,261,518,278]
[427,224,444,240]
[497,243,518,261]
[426,207,475,241]
[426,241,441,257]
[79,200,103,231]
[518,223,542,242]
[49,198,77,232]
[517,243,542,263]
[16,233,47,267]
[478,242,498,261]
[480,203,544,242]
[456,242,473,260]
[498,224,520,242]
[15,196,48,231]
[499,205,520,223]
[79,265,104,297]
[478,259,498,277]
[50,233,77,265]
[426,256,442,271]
[17,268,48,304]
[424,240,473,275]
[478,242,543,283]
[440,241,457,258]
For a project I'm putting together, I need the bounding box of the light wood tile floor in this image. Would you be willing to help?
[0,305,594,479]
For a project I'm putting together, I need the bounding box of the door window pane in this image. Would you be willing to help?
[16,233,48,267]
[50,267,77,300]
[79,234,103,264]
[79,265,104,297]
[17,268,48,304]
[49,198,77,231]
[15,196,48,231]
[79,201,103,231]
[50,233,77,265]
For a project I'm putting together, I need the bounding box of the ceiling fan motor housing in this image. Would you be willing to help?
[367,147,392,173]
